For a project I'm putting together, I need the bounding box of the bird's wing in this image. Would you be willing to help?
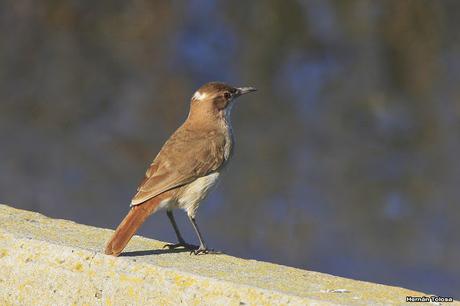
[130,127,225,206]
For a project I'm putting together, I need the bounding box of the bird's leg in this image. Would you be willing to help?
[188,215,217,255]
[163,210,198,250]
[167,210,185,243]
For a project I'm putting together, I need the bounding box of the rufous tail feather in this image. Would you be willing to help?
[104,197,160,256]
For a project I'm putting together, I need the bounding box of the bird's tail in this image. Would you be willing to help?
[104,197,161,256]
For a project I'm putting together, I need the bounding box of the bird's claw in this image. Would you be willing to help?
[163,242,198,250]
[190,247,220,255]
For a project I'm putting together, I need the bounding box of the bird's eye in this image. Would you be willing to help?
[224,92,231,99]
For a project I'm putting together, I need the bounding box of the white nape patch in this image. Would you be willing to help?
[192,91,207,101]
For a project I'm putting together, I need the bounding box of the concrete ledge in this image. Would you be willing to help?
[0,204,452,305]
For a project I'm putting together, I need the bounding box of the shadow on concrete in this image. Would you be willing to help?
[120,248,224,257]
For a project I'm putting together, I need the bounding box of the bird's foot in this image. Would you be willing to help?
[163,242,198,251]
[190,246,221,255]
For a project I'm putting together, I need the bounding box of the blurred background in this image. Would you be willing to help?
[1,0,459,298]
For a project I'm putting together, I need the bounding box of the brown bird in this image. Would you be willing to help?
[105,82,256,256]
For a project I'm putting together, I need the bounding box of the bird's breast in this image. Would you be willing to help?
[223,127,234,161]
[221,108,234,162]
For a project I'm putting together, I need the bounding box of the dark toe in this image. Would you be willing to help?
[164,242,198,250]
[190,248,220,255]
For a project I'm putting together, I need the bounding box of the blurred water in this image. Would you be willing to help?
[0,0,459,297]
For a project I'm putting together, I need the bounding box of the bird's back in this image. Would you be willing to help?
[131,122,230,206]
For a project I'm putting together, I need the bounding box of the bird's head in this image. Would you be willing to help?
[189,82,256,119]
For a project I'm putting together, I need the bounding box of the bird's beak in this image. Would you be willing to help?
[236,87,257,96]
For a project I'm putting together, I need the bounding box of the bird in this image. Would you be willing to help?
[105,82,257,256]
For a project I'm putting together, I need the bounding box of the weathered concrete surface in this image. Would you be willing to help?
[0,204,455,306]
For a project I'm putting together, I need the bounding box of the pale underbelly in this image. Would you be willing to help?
[157,172,221,217]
